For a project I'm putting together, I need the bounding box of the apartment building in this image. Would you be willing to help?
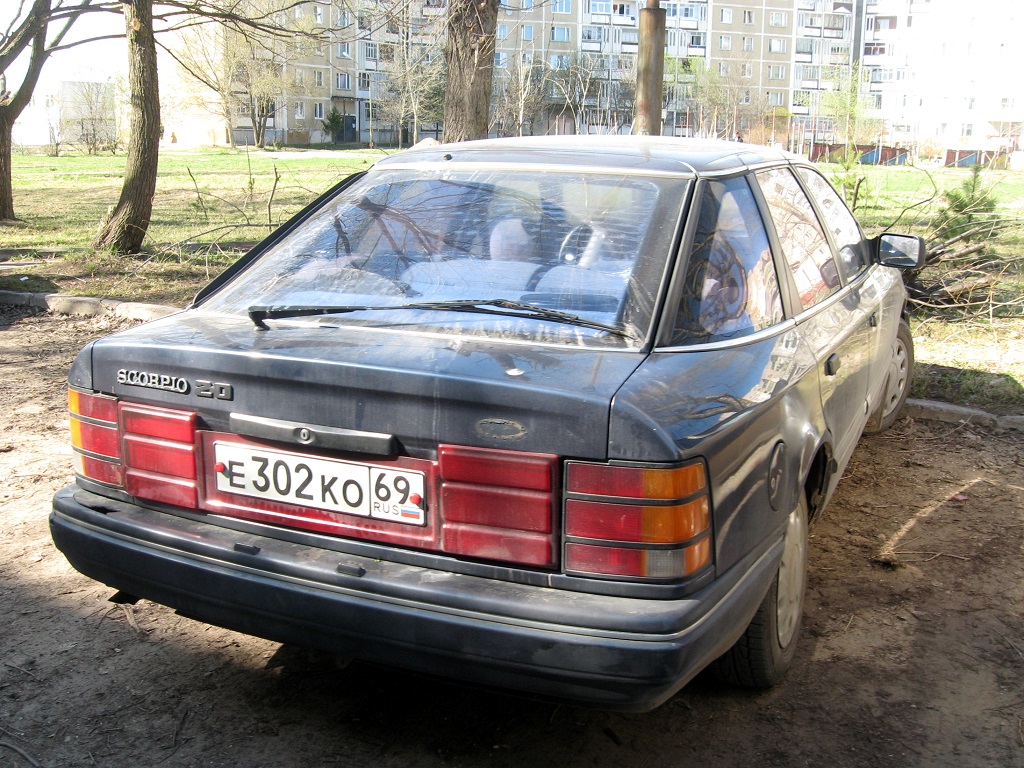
[219,0,1019,156]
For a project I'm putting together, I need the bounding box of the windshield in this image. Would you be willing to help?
[201,167,689,348]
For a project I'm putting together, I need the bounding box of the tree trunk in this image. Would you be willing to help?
[0,115,15,223]
[93,0,161,253]
[0,19,49,223]
[442,0,499,142]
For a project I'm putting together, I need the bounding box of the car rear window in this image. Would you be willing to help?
[201,168,688,348]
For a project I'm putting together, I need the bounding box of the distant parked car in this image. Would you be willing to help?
[51,136,922,711]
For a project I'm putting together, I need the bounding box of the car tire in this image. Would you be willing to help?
[712,495,808,688]
[864,319,914,434]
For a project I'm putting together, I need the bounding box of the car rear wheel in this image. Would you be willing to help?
[712,495,808,688]
[864,319,914,434]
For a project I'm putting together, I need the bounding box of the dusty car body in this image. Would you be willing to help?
[51,136,921,711]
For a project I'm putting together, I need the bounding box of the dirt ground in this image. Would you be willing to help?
[1,305,1022,768]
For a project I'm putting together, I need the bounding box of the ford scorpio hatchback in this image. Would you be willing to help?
[51,137,922,711]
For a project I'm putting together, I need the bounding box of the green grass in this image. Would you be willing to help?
[819,162,1024,236]
[2,149,1023,413]
[6,147,386,252]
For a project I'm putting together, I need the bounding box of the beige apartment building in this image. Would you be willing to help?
[221,0,1019,158]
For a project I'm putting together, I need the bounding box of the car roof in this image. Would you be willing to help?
[376,135,800,176]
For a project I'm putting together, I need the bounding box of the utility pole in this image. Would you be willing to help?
[634,0,666,136]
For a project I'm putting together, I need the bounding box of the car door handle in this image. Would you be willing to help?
[825,353,842,377]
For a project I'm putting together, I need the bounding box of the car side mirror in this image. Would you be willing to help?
[875,233,925,269]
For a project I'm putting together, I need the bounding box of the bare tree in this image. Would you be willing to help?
[375,10,444,148]
[491,55,545,137]
[93,0,160,252]
[820,63,879,149]
[1,0,94,222]
[172,21,240,145]
[545,51,601,135]
[68,80,119,154]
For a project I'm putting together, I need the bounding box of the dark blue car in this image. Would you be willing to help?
[51,137,922,710]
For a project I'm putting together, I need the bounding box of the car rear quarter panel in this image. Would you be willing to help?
[609,327,825,575]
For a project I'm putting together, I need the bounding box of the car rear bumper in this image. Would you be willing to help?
[51,485,781,711]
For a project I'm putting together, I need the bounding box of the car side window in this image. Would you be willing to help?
[669,176,783,345]
[796,167,869,282]
[757,167,842,310]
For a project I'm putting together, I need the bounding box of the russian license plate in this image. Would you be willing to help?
[213,442,426,526]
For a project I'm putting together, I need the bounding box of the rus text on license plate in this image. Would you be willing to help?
[213,442,426,526]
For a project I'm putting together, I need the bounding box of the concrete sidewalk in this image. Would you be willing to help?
[2,288,1021,433]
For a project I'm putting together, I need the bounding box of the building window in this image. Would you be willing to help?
[358,72,371,90]
[767,91,784,106]
[495,51,509,68]
[743,36,754,52]
[743,9,754,24]
[358,12,371,30]
[550,54,570,69]
[522,0,533,8]
[768,38,787,54]
[720,8,732,23]
[336,9,350,27]
[768,64,786,80]
[719,35,731,51]
[363,41,378,60]
[962,124,973,137]
[363,102,372,121]
[380,43,394,62]
[336,72,351,90]
[613,2,635,16]
[582,26,606,42]
[551,26,571,42]
[523,24,534,41]
[740,89,751,104]
[797,39,815,55]
[741,62,753,78]
[552,0,571,12]
[314,102,324,120]
[689,31,705,47]
[337,42,351,58]
[294,69,305,86]
[497,23,508,40]
[718,62,730,76]
[314,70,324,87]
[313,4,323,24]
[590,0,611,11]
[295,102,305,119]
[875,16,897,30]
[769,11,787,27]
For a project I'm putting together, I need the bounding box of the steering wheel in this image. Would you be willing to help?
[557,224,604,265]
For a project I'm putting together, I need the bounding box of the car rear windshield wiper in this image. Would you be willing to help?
[248,299,630,337]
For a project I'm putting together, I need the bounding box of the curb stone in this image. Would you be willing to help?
[905,399,1024,433]
[2,290,1021,432]
[0,289,178,322]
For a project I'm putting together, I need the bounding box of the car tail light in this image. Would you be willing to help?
[563,460,712,581]
[69,389,123,486]
[438,444,558,567]
[121,404,199,508]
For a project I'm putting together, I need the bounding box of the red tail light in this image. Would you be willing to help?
[120,404,199,508]
[438,445,558,566]
[69,389,123,487]
[563,460,712,581]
